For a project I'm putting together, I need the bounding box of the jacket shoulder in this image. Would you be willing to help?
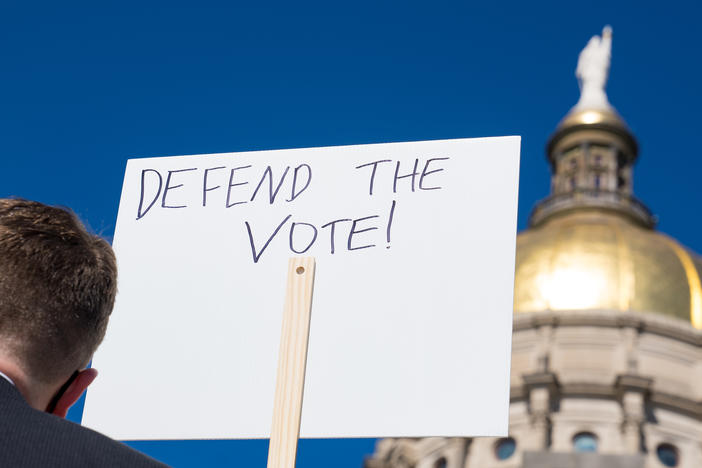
[0,398,168,467]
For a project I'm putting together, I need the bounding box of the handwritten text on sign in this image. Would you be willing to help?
[135,157,449,262]
[83,137,520,441]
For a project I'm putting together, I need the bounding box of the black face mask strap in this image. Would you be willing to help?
[46,370,79,414]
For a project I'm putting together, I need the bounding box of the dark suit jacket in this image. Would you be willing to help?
[0,378,168,467]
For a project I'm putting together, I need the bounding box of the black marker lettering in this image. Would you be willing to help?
[393,158,420,193]
[321,218,352,254]
[386,200,396,249]
[355,159,391,196]
[250,166,290,204]
[419,157,450,190]
[202,166,226,207]
[136,169,163,220]
[245,214,292,263]
[226,165,252,208]
[162,168,197,209]
[289,222,318,254]
[286,164,312,202]
[347,215,379,251]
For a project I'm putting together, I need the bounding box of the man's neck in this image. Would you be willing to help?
[0,356,55,411]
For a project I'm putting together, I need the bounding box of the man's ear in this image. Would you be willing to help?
[50,368,98,418]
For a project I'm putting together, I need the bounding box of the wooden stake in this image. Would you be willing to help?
[267,257,316,468]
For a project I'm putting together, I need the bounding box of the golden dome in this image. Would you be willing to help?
[514,209,702,328]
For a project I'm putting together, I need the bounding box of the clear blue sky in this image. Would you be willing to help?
[2,1,700,467]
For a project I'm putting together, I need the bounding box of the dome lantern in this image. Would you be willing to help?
[530,26,655,229]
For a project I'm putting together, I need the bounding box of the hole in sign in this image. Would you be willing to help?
[296,266,305,275]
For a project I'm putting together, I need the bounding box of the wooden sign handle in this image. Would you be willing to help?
[267,257,316,468]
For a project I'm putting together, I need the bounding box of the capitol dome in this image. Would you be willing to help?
[515,208,702,326]
[514,104,702,329]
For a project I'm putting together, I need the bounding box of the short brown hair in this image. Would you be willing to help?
[0,199,117,384]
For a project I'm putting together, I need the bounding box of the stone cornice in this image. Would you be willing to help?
[513,310,701,346]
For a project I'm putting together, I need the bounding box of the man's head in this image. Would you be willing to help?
[0,198,116,411]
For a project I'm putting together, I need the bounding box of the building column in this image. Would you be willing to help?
[522,372,559,451]
[616,374,652,454]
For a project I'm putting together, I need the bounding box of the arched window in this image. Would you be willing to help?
[494,437,516,460]
[656,443,679,467]
[572,432,598,453]
[433,457,447,468]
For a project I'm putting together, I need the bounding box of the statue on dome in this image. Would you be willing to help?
[575,25,612,110]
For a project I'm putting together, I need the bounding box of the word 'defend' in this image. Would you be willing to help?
[136,163,313,220]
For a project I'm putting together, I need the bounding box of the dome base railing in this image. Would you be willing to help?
[529,189,656,228]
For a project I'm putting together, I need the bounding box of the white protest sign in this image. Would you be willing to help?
[82,137,520,440]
